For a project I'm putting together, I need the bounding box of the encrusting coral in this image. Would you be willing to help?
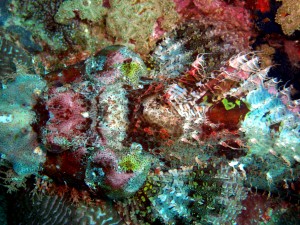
[0,74,46,176]
[275,0,300,35]
[54,0,108,24]
[1,0,300,224]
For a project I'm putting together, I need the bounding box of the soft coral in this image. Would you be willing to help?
[44,88,89,152]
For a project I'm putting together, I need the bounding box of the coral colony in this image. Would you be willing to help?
[0,0,300,224]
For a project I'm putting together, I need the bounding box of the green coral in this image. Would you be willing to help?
[119,143,151,172]
[119,61,143,87]
[54,0,108,24]
[221,98,236,110]
[106,0,179,55]
[119,153,146,172]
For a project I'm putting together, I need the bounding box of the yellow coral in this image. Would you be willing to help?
[275,0,300,35]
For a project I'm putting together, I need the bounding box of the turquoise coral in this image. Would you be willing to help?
[0,74,46,176]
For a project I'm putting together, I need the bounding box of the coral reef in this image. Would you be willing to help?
[85,143,152,199]
[106,0,178,55]
[275,0,300,35]
[11,192,123,224]
[1,1,300,224]
[54,0,108,24]
[0,74,46,176]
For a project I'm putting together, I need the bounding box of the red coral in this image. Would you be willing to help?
[255,0,270,13]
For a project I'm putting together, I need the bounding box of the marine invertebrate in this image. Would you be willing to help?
[240,86,300,191]
[12,192,123,224]
[106,0,179,55]
[85,45,148,88]
[54,0,108,24]
[275,0,300,35]
[85,143,152,199]
[173,0,253,51]
[43,87,90,153]
[0,74,46,176]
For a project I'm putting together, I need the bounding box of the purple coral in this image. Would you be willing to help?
[91,148,134,190]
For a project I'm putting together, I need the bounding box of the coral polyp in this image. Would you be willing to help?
[1,0,300,224]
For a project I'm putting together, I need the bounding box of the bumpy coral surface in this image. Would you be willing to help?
[1,1,300,224]
[0,74,46,176]
[275,0,300,35]
[54,0,108,24]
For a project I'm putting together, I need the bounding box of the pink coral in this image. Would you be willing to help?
[92,148,118,171]
[173,0,253,50]
[105,170,134,189]
[44,88,89,152]
[91,148,134,190]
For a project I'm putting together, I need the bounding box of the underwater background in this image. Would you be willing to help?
[0,0,300,224]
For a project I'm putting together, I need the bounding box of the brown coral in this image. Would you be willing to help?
[275,0,300,35]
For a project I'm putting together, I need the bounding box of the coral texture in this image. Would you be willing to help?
[12,193,123,224]
[275,0,300,35]
[44,88,89,152]
[0,74,46,176]
[54,0,108,24]
[1,1,300,224]
[85,143,152,199]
